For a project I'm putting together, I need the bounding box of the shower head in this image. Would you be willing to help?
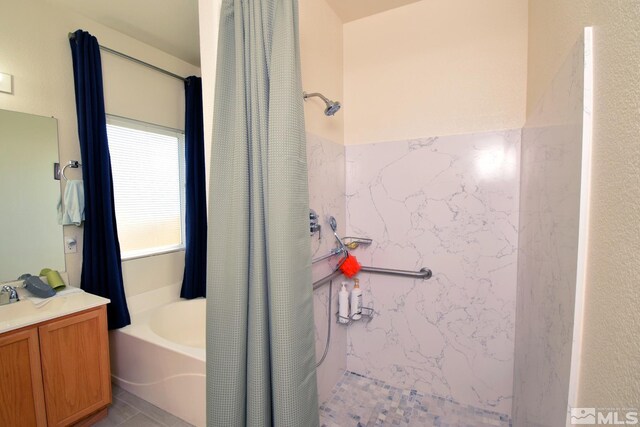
[329,216,338,232]
[303,91,341,116]
[323,100,341,116]
[328,216,347,253]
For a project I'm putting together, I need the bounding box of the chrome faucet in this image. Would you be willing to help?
[0,285,19,305]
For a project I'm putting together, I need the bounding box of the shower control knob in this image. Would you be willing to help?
[309,209,321,236]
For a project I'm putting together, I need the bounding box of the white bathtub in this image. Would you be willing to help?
[109,285,206,426]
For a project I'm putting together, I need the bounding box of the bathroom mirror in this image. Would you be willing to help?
[0,109,65,281]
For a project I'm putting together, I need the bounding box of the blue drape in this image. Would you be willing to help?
[180,76,208,299]
[69,29,130,329]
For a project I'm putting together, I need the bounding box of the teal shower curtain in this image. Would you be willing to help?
[206,0,318,426]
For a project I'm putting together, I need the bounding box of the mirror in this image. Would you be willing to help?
[0,109,65,281]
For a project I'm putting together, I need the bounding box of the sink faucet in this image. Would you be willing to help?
[0,285,19,305]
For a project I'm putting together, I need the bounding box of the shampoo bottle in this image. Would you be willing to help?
[350,278,363,320]
[338,282,350,324]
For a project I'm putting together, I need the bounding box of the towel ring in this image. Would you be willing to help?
[61,160,81,181]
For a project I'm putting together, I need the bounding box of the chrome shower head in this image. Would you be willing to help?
[329,216,337,232]
[328,216,347,252]
[303,91,341,116]
[324,101,341,116]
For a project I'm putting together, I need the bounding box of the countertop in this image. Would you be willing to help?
[0,286,110,334]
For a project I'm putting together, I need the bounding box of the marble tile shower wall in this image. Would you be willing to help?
[307,132,347,404]
[344,131,521,416]
[512,36,585,427]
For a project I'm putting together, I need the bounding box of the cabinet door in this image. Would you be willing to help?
[38,306,111,427]
[0,327,47,426]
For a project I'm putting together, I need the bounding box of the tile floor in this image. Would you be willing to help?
[98,374,510,427]
[94,384,194,427]
[319,371,511,427]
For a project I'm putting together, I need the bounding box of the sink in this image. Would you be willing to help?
[0,286,110,334]
[1,297,66,316]
[0,298,68,330]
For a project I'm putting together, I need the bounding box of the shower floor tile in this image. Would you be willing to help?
[319,371,511,427]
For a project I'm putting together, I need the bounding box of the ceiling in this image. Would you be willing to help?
[47,0,422,67]
[325,0,422,22]
[49,0,201,66]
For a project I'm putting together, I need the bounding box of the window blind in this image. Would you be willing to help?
[106,116,186,257]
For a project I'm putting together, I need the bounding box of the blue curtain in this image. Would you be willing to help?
[69,29,130,329]
[180,76,208,299]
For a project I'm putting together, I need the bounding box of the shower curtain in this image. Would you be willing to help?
[206,0,318,426]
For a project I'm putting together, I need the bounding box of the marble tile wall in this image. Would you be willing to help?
[307,132,347,404]
[511,36,586,427]
[344,130,521,416]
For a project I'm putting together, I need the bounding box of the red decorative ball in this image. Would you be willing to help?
[340,254,361,278]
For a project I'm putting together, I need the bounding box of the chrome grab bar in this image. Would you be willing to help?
[360,266,432,280]
[312,269,344,290]
[312,265,432,290]
[309,213,432,290]
[312,247,345,264]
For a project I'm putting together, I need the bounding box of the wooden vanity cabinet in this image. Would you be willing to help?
[39,307,111,426]
[0,327,47,426]
[0,305,111,426]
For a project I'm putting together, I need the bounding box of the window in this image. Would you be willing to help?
[106,115,186,259]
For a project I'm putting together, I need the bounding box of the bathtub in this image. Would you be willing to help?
[109,285,206,426]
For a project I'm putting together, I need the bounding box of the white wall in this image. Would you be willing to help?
[527,0,640,410]
[0,0,199,295]
[512,35,586,426]
[198,0,222,200]
[300,0,344,145]
[345,129,520,415]
[343,0,528,145]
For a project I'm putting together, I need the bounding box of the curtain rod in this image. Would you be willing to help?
[68,32,187,82]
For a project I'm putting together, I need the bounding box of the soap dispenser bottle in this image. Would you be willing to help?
[338,282,350,324]
[350,278,363,320]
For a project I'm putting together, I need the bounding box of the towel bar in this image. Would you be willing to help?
[54,160,82,181]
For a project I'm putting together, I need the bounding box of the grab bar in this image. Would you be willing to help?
[361,266,432,280]
[309,213,432,289]
[312,248,348,290]
[312,265,432,291]
[312,269,343,290]
[312,247,345,264]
